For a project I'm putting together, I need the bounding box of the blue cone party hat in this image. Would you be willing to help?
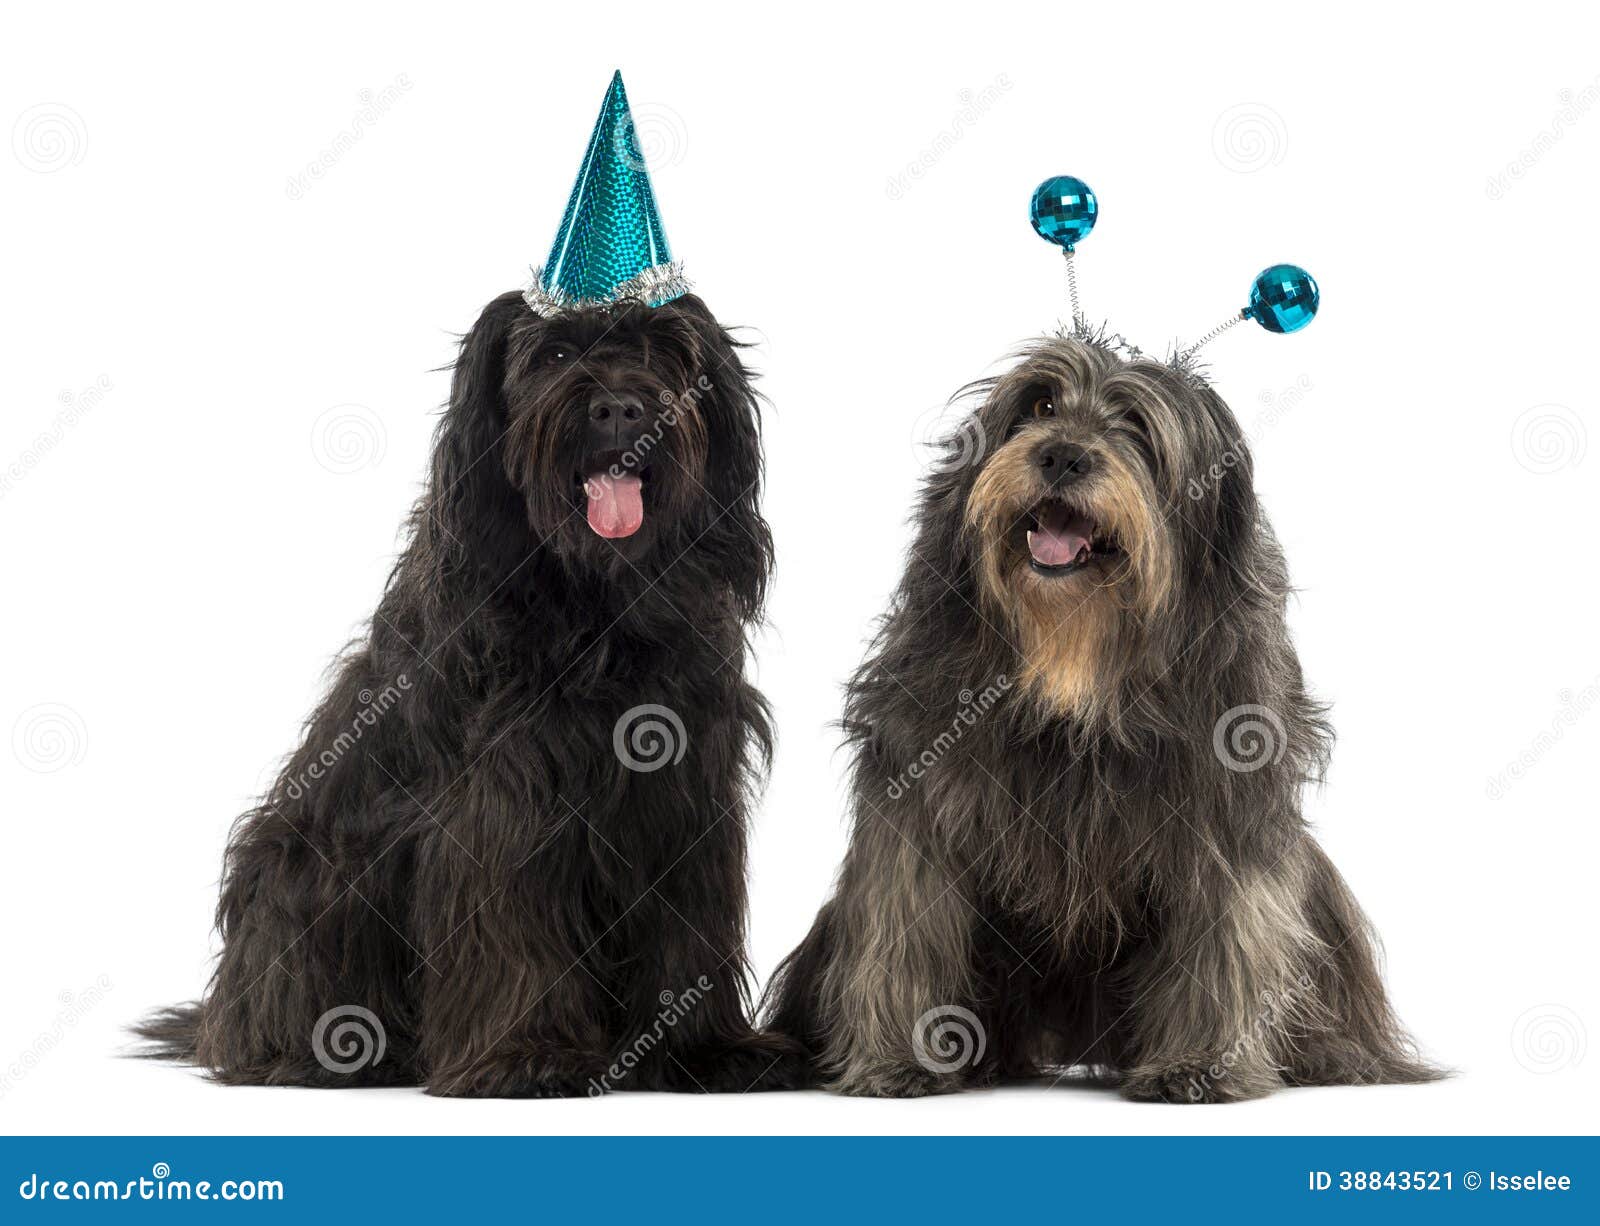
[524,71,691,315]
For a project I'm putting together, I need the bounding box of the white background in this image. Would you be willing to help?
[3,0,1596,1136]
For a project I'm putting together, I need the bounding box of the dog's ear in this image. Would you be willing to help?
[644,292,716,376]
[663,295,774,618]
[1178,384,1263,596]
[659,291,716,325]
[425,290,531,577]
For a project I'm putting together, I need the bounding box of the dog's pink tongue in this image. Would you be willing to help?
[584,472,644,539]
[1027,505,1092,567]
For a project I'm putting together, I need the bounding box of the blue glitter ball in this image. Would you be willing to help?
[1245,264,1319,334]
[1030,176,1098,250]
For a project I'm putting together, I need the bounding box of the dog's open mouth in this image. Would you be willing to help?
[578,452,652,540]
[1023,499,1122,576]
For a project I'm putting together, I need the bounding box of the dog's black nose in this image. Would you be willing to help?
[1036,442,1094,486]
[587,391,650,451]
[588,391,645,424]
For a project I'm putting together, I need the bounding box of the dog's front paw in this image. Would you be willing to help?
[426,1049,607,1099]
[691,1034,815,1093]
[635,1033,813,1093]
[830,1061,962,1099]
[1121,1059,1278,1104]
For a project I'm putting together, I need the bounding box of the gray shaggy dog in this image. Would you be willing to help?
[765,334,1439,1101]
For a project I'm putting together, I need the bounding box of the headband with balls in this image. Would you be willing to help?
[1028,175,1319,363]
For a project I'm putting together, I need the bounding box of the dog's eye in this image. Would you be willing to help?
[542,347,573,368]
[1031,396,1057,419]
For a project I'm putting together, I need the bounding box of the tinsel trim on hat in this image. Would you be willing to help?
[523,261,692,316]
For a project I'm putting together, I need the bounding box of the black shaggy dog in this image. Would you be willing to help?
[767,334,1439,1101]
[137,289,799,1096]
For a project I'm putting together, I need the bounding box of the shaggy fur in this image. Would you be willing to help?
[765,335,1439,1101]
[135,289,802,1096]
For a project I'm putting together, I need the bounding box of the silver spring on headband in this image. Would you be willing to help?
[1063,248,1082,332]
[1180,310,1247,361]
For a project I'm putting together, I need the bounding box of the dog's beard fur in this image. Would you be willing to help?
[961,343,1236,729]
[132,290,802,1096]
[765,336,1440,1102]
[500,299,710,566]
[965,429,1169,725]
